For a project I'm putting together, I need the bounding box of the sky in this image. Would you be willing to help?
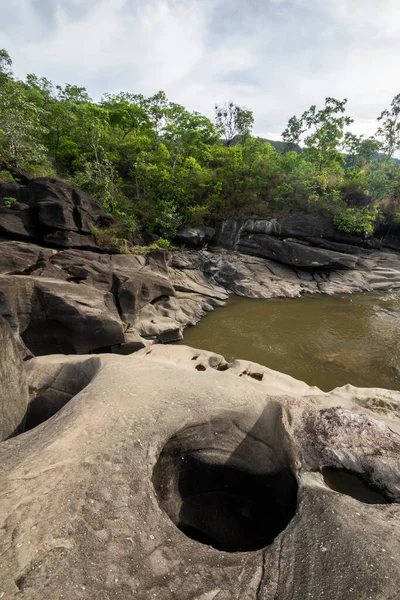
[1,0,399,141]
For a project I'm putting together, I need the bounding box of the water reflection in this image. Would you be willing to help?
[177,291,400,392]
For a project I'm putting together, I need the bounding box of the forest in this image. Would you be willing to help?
[1,47,400,246]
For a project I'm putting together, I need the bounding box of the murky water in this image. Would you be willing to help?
[178,291,400,392]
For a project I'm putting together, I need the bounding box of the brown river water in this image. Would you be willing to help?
[178,291,400,392]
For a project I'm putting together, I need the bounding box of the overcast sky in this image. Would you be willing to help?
[2,0,399,141]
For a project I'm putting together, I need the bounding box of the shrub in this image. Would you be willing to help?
[3,196,17,207]
[0,169,15,183]
[156,237,173,250]
[130,238,173,255]
[90,225,130,252]
[334,208,375,234]
[154,200,183,239]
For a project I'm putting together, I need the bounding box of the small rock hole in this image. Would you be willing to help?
[322,467,389,504]
[248,372,264,381]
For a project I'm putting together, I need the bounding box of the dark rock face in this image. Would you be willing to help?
[176,226,215,247]
[214,213,383,260]
[0,317,29,440]
[278,212,366,246]
[375,219,400,252]
[237,233,360,270]
[0,177,111,249]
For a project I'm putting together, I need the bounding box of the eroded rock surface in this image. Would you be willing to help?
[0,317,28,441]
[199,247,400,297]
[0,345,399,599]
[0,240,228,354]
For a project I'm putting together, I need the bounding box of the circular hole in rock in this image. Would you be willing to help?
[23,357,100,433]
[322,467,389,504]
[153,411,298,552]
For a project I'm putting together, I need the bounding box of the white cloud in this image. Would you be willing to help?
[1,0,400,141]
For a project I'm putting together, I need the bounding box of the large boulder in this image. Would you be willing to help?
[0,317,28,440]
[0,345,399,598]
[0,177,111,249]
[237,233,361,269]
[0,274,125,355]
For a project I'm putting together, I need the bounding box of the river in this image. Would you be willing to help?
[178,291,400,392]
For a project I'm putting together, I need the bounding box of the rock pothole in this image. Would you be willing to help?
[322,467,390,504]
[23,356,100,433]
[153,406,298,552]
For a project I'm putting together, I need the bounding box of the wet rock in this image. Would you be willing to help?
[0,345,399,598]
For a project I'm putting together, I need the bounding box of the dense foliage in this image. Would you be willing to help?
[1,48,400,241]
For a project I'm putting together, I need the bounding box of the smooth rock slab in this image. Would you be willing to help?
[0,345,399,599]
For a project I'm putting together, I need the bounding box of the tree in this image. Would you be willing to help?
[101,93,150,141]
[282,115,305,151]
[214,102,254,146]
[0,78,47,167]
[377,93,400,159]
[343,133,381,167]
[0,49,13,81]
[283,97,353,171]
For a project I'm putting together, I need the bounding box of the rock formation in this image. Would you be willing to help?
[1,177,400,598]
[1,177,400,357]
[0,176,111,249]
[0,344,399,599]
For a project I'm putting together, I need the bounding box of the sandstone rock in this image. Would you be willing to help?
[214,214,373,251]
[0,240,229,353]
[24,354,100,430]
[175,226,215,247]
[0,345,399,598]
[0,275,124,355]
[1,237,399,359]
[0,240,56,275]
[0,317,28,441]
[199,248,400,298]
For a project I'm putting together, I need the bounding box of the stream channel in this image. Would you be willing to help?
[178,291,400,392]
